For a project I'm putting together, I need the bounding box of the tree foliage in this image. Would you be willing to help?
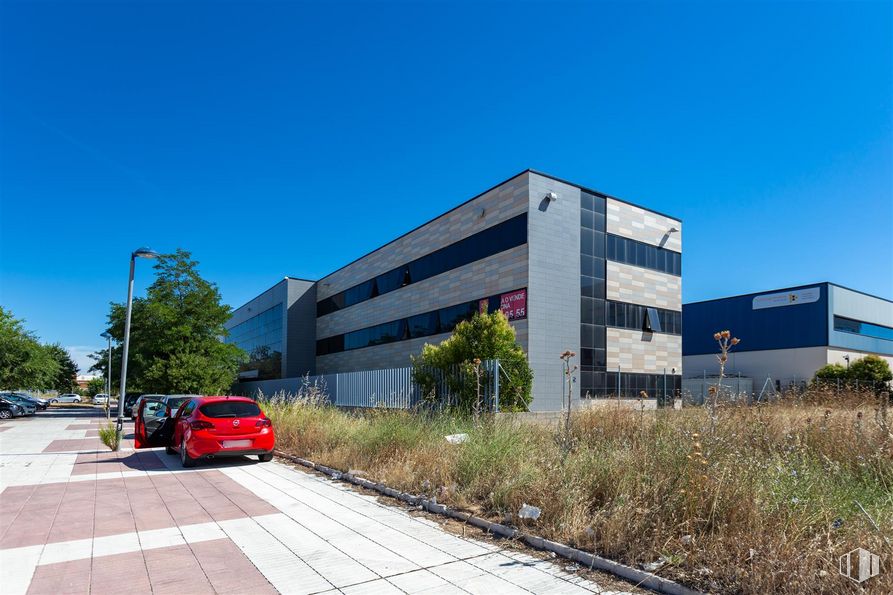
[814,355,892,387]
[45,344,79,393]
[412,310,533,412]
[86,377,106,396]
[90,249,245,395]
[848,355,893,385]
[0,307,60,390]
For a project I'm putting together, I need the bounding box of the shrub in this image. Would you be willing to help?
[98,422,119,451]
[412,311,533,412]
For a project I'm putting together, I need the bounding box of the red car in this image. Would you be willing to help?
[135,396,275,467]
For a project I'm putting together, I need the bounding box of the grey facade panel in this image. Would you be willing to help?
[285,279,318,377]
[526,173,582,411]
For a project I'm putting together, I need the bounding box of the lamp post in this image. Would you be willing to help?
[115,247,160,450]
[101,331,112,419]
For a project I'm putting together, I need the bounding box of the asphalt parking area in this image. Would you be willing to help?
[1,408,639,594]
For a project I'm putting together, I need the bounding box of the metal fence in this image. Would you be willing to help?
[233,360,501,411]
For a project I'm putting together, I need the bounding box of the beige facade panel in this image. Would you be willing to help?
[607,327,682,374]
[606,197,681,252]
[317,173,530,300]
[606,261,682,311]
[317,245,528,339]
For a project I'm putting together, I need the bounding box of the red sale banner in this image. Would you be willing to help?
[499,289,527,320]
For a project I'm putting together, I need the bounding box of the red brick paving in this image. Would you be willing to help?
[191,539,278,594]
[26,557,91,595]
[43,438,104,453]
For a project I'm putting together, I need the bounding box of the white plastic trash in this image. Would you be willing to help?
[445,433,469,444]
[518,503,541,520]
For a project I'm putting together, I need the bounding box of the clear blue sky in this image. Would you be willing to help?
[1,0,891,372]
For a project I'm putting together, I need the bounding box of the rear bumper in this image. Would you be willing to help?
[186,430,275,458]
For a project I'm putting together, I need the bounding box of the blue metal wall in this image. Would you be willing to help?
[683,284,829,356]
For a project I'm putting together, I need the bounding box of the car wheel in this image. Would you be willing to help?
[180,439,196,468]
[0,410,11,419]
[50,399,58,404]
[258,453,273,462]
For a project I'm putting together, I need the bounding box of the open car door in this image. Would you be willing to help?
[134,398,174,449]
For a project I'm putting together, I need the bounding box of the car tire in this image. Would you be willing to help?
[180,439,196,468]
[258,453,273,462]
[165,445,176,455]
[0,410,11,419]
[50,399,58,404]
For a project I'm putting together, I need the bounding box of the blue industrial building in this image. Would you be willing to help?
[683,283,893,387]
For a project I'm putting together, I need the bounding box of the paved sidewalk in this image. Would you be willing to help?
[0,408,638,594]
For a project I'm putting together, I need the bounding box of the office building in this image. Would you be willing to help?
[225,170,683,410]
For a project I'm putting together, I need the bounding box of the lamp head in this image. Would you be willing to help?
[133,247,160,259]
[101,332,111,339]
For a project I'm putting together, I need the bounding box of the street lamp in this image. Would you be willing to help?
[100,331,112,419]
[115,247,160,450]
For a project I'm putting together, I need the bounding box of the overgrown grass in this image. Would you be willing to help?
[263,392,893,594]
[98,422,119,451]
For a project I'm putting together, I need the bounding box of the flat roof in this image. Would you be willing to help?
[685,282,893,307]
[320,168,681,282]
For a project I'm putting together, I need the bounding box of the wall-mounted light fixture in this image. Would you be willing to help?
[668,227,679,234]
[545,192,559,202]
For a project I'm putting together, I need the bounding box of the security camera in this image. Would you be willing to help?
[546,192,558,202]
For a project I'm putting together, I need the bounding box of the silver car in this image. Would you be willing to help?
[53,394,82,404]
[132,394,165,418]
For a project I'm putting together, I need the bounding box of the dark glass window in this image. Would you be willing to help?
[225,304,284,380]
[607,234,680,276]
[834,316,893,341]
[318,214,527,316]
[317,288,527,356]
[606,300,681,335]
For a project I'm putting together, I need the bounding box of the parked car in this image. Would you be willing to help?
[134,396,275,468]
[1,392,47,410]
[0,398,24,419]
[1,394,37,415]
[92,394,110,405]
[162,394,200,417]
[52,394,81,404]
[131,394,164,418]
[123,393,142,418]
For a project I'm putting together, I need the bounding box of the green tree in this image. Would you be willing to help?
[0,307,59,390]
[90,249,245,394]
[86,377,106,396]
[412,310,533,412]
[848,355,893,387]
[45,344,79,393]
[814,363,849,381]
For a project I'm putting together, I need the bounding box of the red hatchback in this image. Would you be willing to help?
[135,396,275,467]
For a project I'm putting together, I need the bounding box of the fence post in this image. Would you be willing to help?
[493,360,500,413]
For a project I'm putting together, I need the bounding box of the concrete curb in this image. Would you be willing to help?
[273,449,703,595]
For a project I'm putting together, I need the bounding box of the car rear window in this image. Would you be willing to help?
[199,401,261,418]
[166,398,188,411]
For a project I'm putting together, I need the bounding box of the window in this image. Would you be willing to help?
[199,401,261,418]
[644,308,662,333]
[607,234,681,276]
[317,288,527,356]
[606,301,681,335]
[225,304,284,380]
[834,316,893,341]
[318,214,528,316]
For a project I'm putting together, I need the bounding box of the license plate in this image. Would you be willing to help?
[222,439,252,448]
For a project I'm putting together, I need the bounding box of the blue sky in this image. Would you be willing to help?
[1,0,891,372]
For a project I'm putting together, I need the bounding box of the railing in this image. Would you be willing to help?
[234,360,501,411]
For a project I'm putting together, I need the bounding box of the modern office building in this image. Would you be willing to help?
[225,169,683,411]
[683,283,893,387]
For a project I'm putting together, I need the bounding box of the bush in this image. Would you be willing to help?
[98,422,119,451]
[814,354,892,389]
[412,311,533,412]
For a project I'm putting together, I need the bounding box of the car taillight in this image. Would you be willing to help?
[190,420,213,430]
[256,418,272,428]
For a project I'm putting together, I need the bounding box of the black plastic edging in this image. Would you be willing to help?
[273,450,703,595]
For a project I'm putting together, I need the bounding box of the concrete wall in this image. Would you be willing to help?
[606,198,682,252]
[317,173,530,300]
[683,346,830,386]
[285,279,318,377]
[526,172,582,411]
[827,348,893,374]
[607,328,681,373]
